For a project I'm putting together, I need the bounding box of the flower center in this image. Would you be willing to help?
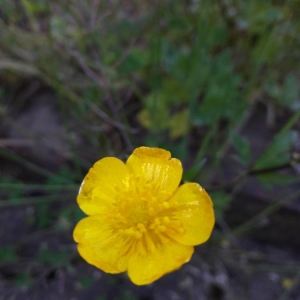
[109,176,185,253]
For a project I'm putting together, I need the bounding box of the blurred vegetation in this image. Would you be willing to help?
[1,0,300,299]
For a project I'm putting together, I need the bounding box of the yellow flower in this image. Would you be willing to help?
[73,146,215,285]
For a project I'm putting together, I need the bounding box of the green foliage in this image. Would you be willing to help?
[118,48,149,75]
[1,1,300,295]
[55,206,85,230]
[255,130,296,169]
[117,290,138,300]
[13,271,33,289]
[0,246,18,263]
[79,275,94,289]
[210,191,233,218]
[36,246,72,268]
[0,176,23,201]
[231,133,251,166]
[182,159,207,181]
[46,167,77,185]
[21,0,47,14]
[1,0,298,216]
[257,172,298,189]
[35,202,52,229]
[195,51,244,125]
[279,74,300,111]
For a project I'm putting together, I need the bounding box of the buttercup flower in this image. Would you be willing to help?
[73,146,214,285]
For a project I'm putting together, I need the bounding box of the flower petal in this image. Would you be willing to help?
[73,216,132,273]
[77,157,131,215]
[167,183,215,246]
[127,239,193,285]
[126,147,182,197]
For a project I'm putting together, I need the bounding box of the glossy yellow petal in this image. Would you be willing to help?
[167,183,215,246]
[73,216,132,273]
[128,239,193,285]
[74,147,215,285]
[126,147,182,198]
[77,157,131,215]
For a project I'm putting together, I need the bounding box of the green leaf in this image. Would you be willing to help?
[167,109,189,139]
[247,3,284,34]
[50,15,68,40]
[118,290,138,300]
[36,246,72,268]
[254,130,295,169]
[232,133,251,166]
[195,51,244,125]
[36,202,52,229]
[46,167,75,185]
[138,89,182,133]
[182,158,207,181]
[0,176,23,201]
[210,191,233,218]
[258,173,299,189]
[22,0,47,14]
[281,74,300,111]
[161,78,189,103]
[14,271,33,288]
[0,246,18,263]
[79,275,94,289]
[75,207,87,221]
[118,48,149,74]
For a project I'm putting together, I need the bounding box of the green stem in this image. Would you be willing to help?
[0,193,74,208]
[234,189,300,236]
[207,161,291,192]
[0,183,78,190]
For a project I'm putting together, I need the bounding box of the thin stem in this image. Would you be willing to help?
[0,183,78,190]
[234,188,300,236]
[0,193,74,208]
[0,149,72,182]
[71,51,133,151]
[207,162,292,192]
[248,162,291,176]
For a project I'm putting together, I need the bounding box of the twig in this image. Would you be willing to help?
[72,51,133,151]
[112,37,139,69]
[88,101,137,133]
[207,162,292,192]
[90,0,101,30]
[72,51,106,89]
